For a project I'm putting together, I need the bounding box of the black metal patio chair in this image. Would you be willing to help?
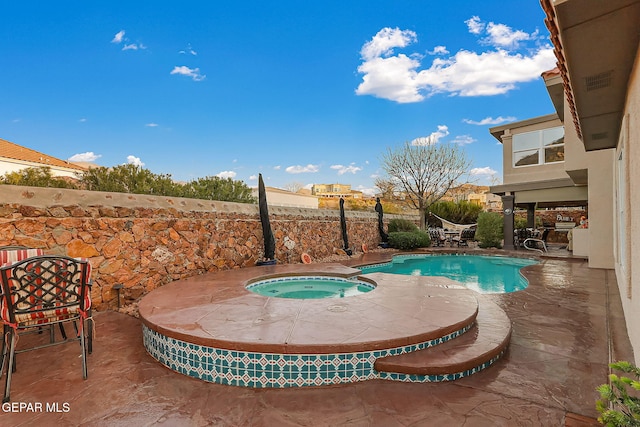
[0,255,93,402]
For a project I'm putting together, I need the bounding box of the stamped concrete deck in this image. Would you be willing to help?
[1,249,634,426]
[138,264,481,354]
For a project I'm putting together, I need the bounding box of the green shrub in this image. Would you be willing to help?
[596,361,640,426]
[514,213,543,229]
[475,212,504,248]
[388,218,419,233]
[388,231,431,250]
[1,166,77,189]
[514,216,528,230]
[428,200,482,227]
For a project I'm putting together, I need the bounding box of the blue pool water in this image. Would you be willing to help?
[246,276,376,299]
[360,254,537,293]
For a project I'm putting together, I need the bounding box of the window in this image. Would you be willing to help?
[513,126,564,167]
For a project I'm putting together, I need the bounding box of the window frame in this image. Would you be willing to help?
[512,126,565,168]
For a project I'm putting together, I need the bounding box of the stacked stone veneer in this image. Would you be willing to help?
[0,185,414,310]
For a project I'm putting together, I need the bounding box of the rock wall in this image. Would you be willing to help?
[0,185,412,310]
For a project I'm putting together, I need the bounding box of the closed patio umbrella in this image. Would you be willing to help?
[339,198,352,256]
[257,173,276,265]
[375,197,388,244]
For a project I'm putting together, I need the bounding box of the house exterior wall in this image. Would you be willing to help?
[264,190,318,209]
[586,149,615,268]
[250,188,319,209]
[615,43,640,365]
[563,96,588,177]
[560,82,615,269]
[0,158,83,178]
[500,116,568,185]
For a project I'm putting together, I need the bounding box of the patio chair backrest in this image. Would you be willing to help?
[0,255,92,328]
[0,247,45,264]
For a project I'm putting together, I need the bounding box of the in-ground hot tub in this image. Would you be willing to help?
[139,263,512,388]
[245,275,376,299]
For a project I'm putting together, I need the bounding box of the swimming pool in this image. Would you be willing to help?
[360,254,537,293]
[246,276,376,299]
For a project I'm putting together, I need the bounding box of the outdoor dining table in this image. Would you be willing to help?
[444,230,459,245]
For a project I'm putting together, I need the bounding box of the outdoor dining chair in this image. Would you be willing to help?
[0,246,70,343]
[0,255,93,402]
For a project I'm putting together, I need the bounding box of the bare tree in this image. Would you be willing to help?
[380,139,471,229]
[374,177,396,200]
[283,181,305,193]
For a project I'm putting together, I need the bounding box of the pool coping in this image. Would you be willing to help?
[138,265,480,354]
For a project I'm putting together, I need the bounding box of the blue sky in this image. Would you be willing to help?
[1,1,557,195]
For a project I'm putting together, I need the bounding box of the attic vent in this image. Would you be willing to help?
[591,132,608,140]
[585,71,613,91]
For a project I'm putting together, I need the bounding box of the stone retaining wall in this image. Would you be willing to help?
[0,185,414,310]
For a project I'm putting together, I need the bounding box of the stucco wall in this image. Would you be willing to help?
[0,158,83,178]
[500,116,567,185]
[0,185,412,311]
[587,149,615,269]
[616,43,640,365]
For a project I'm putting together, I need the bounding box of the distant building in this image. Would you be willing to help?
[440,183,503,211]
[252,186,319,209]
[0,138,87,178]
[442,183,486,203]
[467,191,502,211]
[311,183,363,199]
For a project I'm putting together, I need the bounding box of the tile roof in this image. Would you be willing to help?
[0,138,87,171]
[540,0,582,139]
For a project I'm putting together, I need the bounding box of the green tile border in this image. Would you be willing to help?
[141,321,505,388]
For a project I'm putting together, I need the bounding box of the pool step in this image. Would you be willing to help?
[374,298,511,377]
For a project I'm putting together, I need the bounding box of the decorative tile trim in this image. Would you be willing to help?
[246,275,374,290]
[245,275,376,299]
[141,321,499,389]
[376,348,507,383]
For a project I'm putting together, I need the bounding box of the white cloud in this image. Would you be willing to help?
[465,16,484,35]
[470,166,497,176]
[170,66,206,82]
[411,125,449,145]
[355,185,379,197]
[451,135,476,145]
[111,30,125,44]
[463,116,516,125]
[145,123,158,127]
[68,152,101,162]
[485,22,533,49]
[427,45,449,55]
[217,170,237,179]
[360,27,417,61]
[122,43,146,51]
[330,163,362,175]
[273,165,281,170]
[285,164,319,174]
[111,30,146,51]
[356,22,555,103]
[179,44,197,56]
[249,174,258,181]
[126,155,144,167]
[79,118,87,123]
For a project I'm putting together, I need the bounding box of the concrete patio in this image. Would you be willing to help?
[1,249,633,426]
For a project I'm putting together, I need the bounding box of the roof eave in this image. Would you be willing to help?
[546,0,640,151]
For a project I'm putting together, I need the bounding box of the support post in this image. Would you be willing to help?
[526,203,536,228]
[502,195,515,250]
